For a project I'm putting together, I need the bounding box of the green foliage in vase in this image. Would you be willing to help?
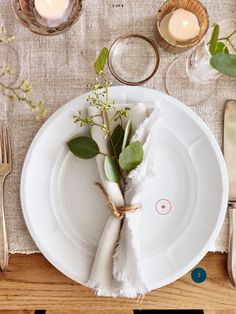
[67,48,143,186]
[0,28,47,120]
[209,24,236,77]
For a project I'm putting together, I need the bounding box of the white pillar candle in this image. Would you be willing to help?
[168,8,200,42]
[35,0,69,20]
[159,12,177,44]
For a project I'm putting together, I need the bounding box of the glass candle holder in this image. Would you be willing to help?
[12,0,84,36]
[108,34,160,86]
[156,0,209,53]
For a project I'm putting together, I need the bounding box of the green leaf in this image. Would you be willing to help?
[119,141,143,173]
[209,24,219,56]
[223,45,229,54]
[95,47,109,75]
[122,120,132,151]
[210,53,236,77]
[110,124,124,157]
[214,42,229,54]
[104,156,121,183]
[67,136,100,159]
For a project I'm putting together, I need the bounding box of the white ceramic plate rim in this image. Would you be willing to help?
[20,86,228,289]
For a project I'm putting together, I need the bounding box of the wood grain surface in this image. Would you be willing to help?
[1,310,236,313]
[0,253,235,311]
[1,312,236,314]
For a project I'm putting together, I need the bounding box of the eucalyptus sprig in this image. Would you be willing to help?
[0,67,47,120]
[0,27,14,43]
[0,28,48,120]
[67,48,143,186]
[209,24,236,77]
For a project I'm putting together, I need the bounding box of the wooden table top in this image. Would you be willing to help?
[0,252,235,312]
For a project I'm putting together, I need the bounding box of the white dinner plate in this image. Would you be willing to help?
[21,86,228,290]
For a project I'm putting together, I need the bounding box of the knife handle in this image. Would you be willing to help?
[228,204,236,287]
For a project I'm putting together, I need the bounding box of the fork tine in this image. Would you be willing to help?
[2,126,7,164]
[5,127,11,165]
[1,126,11,164]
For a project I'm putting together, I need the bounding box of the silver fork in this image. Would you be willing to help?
[0,126,11,271]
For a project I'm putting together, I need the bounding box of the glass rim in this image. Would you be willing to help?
[108,33,160,86]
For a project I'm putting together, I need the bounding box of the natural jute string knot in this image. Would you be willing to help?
[95,181,142,219]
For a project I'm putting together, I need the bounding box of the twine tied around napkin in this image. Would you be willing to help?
[95,181,142,219]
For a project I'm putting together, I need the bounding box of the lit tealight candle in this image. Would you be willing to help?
[168,8,200,42]
[35,0,69,20]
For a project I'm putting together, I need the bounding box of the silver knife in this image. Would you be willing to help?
[224,99,236,287]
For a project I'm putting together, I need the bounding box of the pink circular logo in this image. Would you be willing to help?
[155,199,172,215]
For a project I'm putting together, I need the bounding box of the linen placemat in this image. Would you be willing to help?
[0,0,235,253]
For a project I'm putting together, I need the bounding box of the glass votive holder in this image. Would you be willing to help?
[12,0,84,36]
[156,0,209,53]
[108,34,160,86]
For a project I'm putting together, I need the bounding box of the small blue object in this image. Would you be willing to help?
[191,267,207,283]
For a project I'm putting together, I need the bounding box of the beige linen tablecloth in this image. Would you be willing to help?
[0,0,235,253]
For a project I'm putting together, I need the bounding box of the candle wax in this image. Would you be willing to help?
[35,0,69,20]
[159,12,178,45]
[168,8,200,42]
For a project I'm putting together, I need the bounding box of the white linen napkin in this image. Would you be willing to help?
[87,103,159,297]
[113,108,160,297]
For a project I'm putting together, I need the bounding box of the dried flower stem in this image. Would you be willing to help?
[0,28,48,120]
[0,27,14,43]
[0,68,47,120]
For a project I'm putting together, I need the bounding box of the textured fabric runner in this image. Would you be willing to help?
[0,0,235,253]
